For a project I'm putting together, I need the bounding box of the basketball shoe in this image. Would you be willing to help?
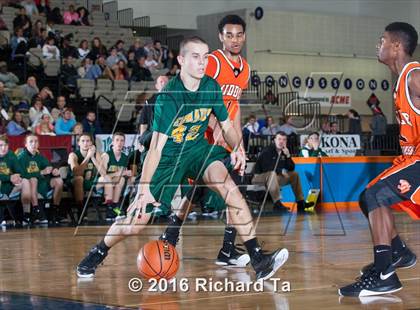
[338,265,402,297]
[76,245,108,278]
[215,244,250,267]
[251,247,289,281]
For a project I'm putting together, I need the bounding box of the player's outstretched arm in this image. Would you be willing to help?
[408,70,420,109]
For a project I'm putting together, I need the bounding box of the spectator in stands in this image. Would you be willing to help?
[51,95,74,121]
[82,57,101,80]
[6,111,28,136]
[60,55,79,88]
[128,38,146,60]
[10,27,28,59]
[0,135,31,221]
[264,89,278,105]
[55,107,76,135]
[114,40,126,56]
[370,105,387,150]
[81,110,102,137]
[76,7,89,26]
[96,55,114,80]
[0,62,19,88]
[329,121,341,134]
[88,37,107,61]
[346,109,362,134]
[97,132,131,220]
[68,133,100,220]
[31,19,43,37]
[28,25,47,48]
[42,36,60,59]
[33,86,54,109]
[131,56,153,81]
[62,34,78,58]
[0,82,11,113]
[18,134,64,224]
[77,57,91,78]
[166,63,179,77]
[299,132,327,157]
[22,0,38,17]
[126,51,136,69]
[35,0,50,17]
[29,97,52,127]
[112,60,129,81]
[21,76,39,102]
[63,4,79,25]
[153,40,168,67]
[252,131,314,213]
[243,114,260,135]
[47,7,63,25]
[145,52,159,71]
[45,17,57,36]
[72,122,83,137]
[165,49,177,69]
[13,7,32,38]
[261,116,281,136]
[279,116,297,136]
[106,47,127,67]
[34,113,55,135]
[78,39,90,59]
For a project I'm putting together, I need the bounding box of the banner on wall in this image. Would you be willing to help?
[95,134,138,155]
[299,92,352,107]
[300,134,361,157]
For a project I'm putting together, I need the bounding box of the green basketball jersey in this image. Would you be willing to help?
[0,150,24,182]
[75,150,97,180]
[17,148,50,179]
[152,75,228,157]
[106,149,128,173]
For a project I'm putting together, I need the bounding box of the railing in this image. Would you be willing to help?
[117,8,133,27]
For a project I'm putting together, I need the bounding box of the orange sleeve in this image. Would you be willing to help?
[205,54,220,79]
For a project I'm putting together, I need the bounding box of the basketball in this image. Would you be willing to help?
[137,240,179,280]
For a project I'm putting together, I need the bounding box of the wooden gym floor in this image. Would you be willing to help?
[0,210,419,309]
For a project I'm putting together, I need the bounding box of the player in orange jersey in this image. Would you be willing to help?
[339,22,419,297]
[160,15,253,267]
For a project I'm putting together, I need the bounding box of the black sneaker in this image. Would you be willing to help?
[105,206,117,221]
[76,245,108,278]
[215,244,251,267]
[33,207,48,224]
[360,247,417,275]
[251,248,289,281]
[338,265,402,297]
[159,232,178,247]
[297,200,314,213]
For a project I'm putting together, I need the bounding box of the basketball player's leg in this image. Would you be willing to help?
[202,160,288,280]
[339,162,419,297]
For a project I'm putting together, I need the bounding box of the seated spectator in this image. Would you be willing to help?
[62,34,78,58]
[0,82,11,114]
[31,19,43,38]
[166,63,179,77]
[29,98,52,127]
[45,18,57,37]
[279,116,297,136]
[82,57,102,80]
[51,96,74,121]
[68,133,100,220]
[370,105,387,149]
[347,109,362,134]
[28,25,47,48]
[97,132,131,220]
[72,122,83,136]
[299,132,327,157]
[81,110,102,137]
[76,7,89,26]
[42,36,60,59]
[33,86,54,109]
[126,51,136,69]
[21,76,39,102]
[153,40,168,67]
[329,121,341,134]
[10,27,28,59]
[78,40,90,59]
[145,53,159,71]
[47,7,63,25]
[34,113,55,135]
[252,132,314,213]
[35,0,51,17]
[128,38,146,60]
[22,0,39,17]
[243,114,260,136]
[130,56,153,82]
[60,55,79,88]
[106,47,127,67]
[165,49,177,69]
[0,135,31,217]
[112,60,129,81]
[96,55,114,80]
[88,37,107,61]
[63,4,79,25]
[55,107,76,135]
[77,57,92,78]
[18,134,64,224]
[7,111,28,136]
[261,116,281,136]
[114,40,126,56]
[13,7,32,38]
[263,89,278,105]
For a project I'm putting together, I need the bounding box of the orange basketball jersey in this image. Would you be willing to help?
[394,61,420,157]
[206,49,250,121]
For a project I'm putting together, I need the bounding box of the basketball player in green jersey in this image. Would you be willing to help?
[68,133,101,220]
[96,132,131,221]
[77,37,288,281]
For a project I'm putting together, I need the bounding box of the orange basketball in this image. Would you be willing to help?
[137,240,179,280]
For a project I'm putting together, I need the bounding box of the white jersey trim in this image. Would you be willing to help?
[405,67,420,115]
[208,54,221,79]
